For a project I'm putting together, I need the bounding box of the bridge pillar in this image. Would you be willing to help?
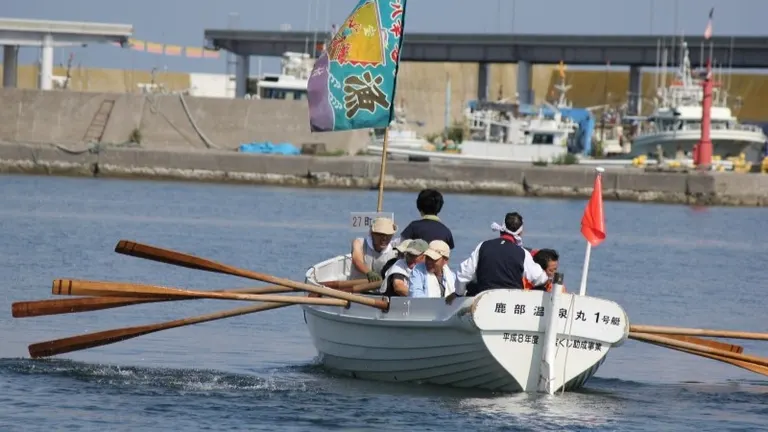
[517,61,533,105]
[477,62,489,101]
[628,65,642,115]
[38,34,54,90]
[235,53,250,98]
[2,45,18,88]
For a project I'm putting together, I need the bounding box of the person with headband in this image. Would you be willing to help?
[448,212,548,301]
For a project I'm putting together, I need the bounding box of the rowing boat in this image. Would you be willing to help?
[302,253,629,393]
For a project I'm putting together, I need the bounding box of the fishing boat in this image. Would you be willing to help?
[629,40,767,160]
[301,252,629,393]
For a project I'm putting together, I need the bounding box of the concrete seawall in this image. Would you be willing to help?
[1,143,767,206]
[0,88,369,154]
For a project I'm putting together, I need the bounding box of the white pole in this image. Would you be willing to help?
[540,272,565,394]
[577,243,591,296]
[578,166,604,296]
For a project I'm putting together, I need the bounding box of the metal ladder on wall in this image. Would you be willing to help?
[82,98,116,144]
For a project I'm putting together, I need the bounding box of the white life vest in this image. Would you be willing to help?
[425,265,457,298]
[380,258,411,294]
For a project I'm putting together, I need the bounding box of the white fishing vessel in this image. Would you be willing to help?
[370,104,432,151]
[302,251,629,393]
[630,41,766,159]
[248,52,311,100]
[366,98,580,163]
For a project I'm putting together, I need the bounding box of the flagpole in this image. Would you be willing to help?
[376,129,390,212]
[578,166,604,296]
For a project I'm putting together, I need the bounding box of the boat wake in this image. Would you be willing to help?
[0,357,316,395]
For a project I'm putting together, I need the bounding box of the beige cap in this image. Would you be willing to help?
[371,217,397,235]
[424,240,450,260]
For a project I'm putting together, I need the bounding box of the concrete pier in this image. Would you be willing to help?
[1,142,767,207]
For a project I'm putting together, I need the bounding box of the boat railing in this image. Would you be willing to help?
[635,121,765,137]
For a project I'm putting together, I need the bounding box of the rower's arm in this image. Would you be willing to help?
[391,275,409,296]
[523,249,549,287]
[351,238,370,274]
[455,243,481,296]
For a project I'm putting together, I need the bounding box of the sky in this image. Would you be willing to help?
[3,0,767,75]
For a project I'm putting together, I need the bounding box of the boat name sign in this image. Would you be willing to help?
[349,212,395,232]
[472,290,628,345]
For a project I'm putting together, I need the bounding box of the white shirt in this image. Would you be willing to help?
[380,258,412,293]
[455,240,548,295]
[409,263,457,298]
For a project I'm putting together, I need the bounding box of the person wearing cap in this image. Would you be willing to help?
[408,240,457,298]
[350,217,399,282]
[399,189,455,249]
[380,239,429,297]
[451,212,548,300]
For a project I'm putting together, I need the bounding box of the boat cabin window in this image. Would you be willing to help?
[531,133,555,145]
[259,87,308,100]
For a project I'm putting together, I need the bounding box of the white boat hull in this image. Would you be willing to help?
[303,255,629,393]
[631,127,766,159]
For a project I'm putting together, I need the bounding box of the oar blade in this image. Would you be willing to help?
[115,240,232,276]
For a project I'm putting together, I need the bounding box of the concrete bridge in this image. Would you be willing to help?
[0,17,132,90]
[204,29,768,115]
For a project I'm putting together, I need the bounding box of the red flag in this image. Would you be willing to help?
[581,172,606,246]
[704,8,714,40]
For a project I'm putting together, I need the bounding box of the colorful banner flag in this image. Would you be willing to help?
[146,42,163,54]
[307,0,407,132]
[164,44,182,56]
[185,47,203,58]
[203,49,219,59]
[129,39,145,51]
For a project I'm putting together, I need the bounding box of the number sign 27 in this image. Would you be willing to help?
[349,212,394,232]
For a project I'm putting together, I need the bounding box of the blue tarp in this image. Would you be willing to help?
[238,142,301,155]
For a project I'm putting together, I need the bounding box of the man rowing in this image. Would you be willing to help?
[350,217,399,283]
[451,212,548,299]
[381,239,428,297]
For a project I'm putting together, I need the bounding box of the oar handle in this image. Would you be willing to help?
[114,240,390,311]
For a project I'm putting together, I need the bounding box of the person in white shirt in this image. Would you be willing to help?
[449,212,548,302]
[408,240,457,298]
[380,239,429,297]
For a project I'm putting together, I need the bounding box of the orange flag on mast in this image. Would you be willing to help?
[580,171,606,246]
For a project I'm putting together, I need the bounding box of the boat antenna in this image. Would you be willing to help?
[304,0,312,55]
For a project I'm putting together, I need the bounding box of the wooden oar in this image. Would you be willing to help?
[631,333,768,377]
[14,284,293,318]
[52,279,352,306]
[114,240,389,310]
[14,279,379,319]
[663,334,743,354]
[631,324,768,341]
[629,332,768,368]
[28,280,381,359]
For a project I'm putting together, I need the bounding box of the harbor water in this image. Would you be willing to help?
[1,174,767,431]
